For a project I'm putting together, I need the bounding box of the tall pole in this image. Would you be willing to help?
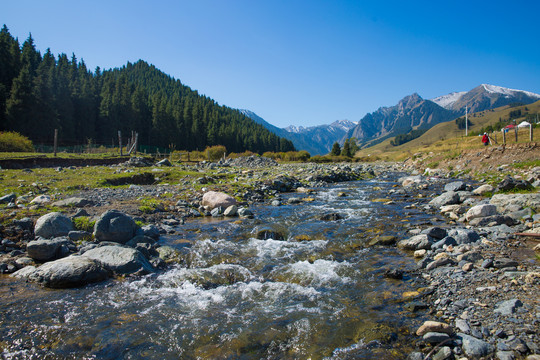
[53,129,58,157]
[465,106,468,137]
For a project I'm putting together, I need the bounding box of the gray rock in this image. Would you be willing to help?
[445,181,467,192]
[12,217,34,231]
[431,236,457,250]
[429,191,461,207]
[432,346,453,360]
[481,258,494,268]
[34,212,74,239]
[93,210,138,244]
[211,207,223,217]
[407,352,424,360]
[52,197,94,207]
[423,331,450,344]
[223,205,238,217]
[426,257,456,270]
[458,333,494,358]
[82,245,153,275]
[496,176,532,192]
[493,258,518,269]
[26,238,71,261]
[447,228,480,245]
[68,231,92,241]
[156,246,182,263]
[465,204,498,222]
[0,193,16,204]
[29,195,51,204]
[156,158,172,166]
[490,193,540,213]
[496,351,515,360]
[494,299,523,315]
[201,191,236,210]
[473,184,494,195]
[125,235,156,248]
[469,215,516,227]
[136,224,160,239]
[20,256,108,288]
[238,208,254,218]
[421,227,448,240]
[397,234,432,250]
[455,319,471,334]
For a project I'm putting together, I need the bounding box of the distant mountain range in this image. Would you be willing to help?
[346,84,540,148]
[239,110,356,155]
[243,84,540,154]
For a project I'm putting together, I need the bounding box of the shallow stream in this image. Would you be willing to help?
[0,175,445,359]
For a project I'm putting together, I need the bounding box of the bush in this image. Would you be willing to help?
[0,131,34,152]
[205,145,227,161]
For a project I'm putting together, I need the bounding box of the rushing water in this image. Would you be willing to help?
[0,176,442,359]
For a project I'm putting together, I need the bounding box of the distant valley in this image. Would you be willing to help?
[240,110,356,155]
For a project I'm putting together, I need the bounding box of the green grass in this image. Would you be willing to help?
[512,159,540,169]
[73,216,95,232]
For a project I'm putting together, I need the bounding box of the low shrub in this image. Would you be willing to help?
[0,132,34,152]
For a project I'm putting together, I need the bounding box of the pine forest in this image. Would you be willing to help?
[0,26,295,153]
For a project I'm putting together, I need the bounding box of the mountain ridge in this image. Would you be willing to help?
[347,84,540,148]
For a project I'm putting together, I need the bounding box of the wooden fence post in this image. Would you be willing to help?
[118,131,122,156]
[502,129,506,145]
[53,129,58,157]
[530,124,534,142]
[515,127,518,143]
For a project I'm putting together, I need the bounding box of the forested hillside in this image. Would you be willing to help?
[0,26,295,153]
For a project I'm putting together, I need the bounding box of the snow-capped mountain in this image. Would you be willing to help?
[239,109,356,155]
[284,125,306,133]
[431,91,467,109]
[431,84,540,113]
[347,84,540,148]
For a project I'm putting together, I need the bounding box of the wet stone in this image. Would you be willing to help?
[423,332,450,344]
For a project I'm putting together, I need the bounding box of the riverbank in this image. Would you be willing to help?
[0,156,538,359]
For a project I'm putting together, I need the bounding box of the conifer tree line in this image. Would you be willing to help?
[0,26,295,153]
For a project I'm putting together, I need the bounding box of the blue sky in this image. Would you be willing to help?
[3,0,540,128]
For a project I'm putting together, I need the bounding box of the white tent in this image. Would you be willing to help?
[517,121,531,128]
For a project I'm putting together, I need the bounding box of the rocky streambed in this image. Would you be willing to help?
[0,158,539,359]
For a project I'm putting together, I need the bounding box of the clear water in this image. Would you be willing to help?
[0,177,439,359]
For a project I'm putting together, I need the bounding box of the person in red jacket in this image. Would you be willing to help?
[482,132,489,146]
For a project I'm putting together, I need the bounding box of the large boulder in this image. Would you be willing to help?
[496,176,533,192]
[82,245,153,275]
[458,333,495,358]
[472,184,494,196]
[490,193,540,213]
[93,210,138,244]
[465,204,498,222]
[202,191,237,210]
[397,234,432,250]
[34,212,74,239]
[429,191,461,207]
[15,256,108,288]
[447,228,480,244]
[26,238,71,261]
[444,181,467,192]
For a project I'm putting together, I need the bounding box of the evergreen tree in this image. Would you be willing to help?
[330,141,341,156]
[341,139,351,157]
